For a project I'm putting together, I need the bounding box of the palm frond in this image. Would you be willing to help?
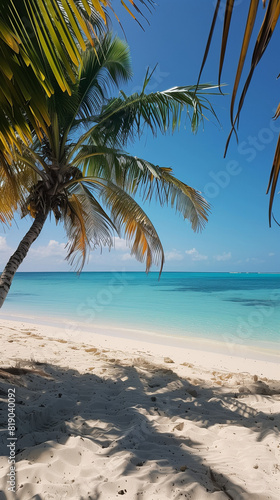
[0,158,38,224]
[69,77,221,157]
[64,182,115,271]
[0,0,98,159]
[266,132,280,225]
[77,34,132,117]
[98,179,165,274]
[199,0,280,219]
[54,35,132,139]
[147,167,210,232]
[101,0,155,29]
[0,0,156,162]
[66,176,164,273]
[73,146,210,231]
[0,162,20,224]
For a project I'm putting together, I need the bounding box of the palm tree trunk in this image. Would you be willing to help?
[0,211,47,308]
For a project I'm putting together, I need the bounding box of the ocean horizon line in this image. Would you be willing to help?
[2,270,280,274]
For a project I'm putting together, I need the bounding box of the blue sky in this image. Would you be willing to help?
[1,0,280,273]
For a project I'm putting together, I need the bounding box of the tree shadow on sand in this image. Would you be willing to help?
[0,355,279,500]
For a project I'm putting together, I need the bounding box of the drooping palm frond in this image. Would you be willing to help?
[65,176,164,273]
[99,179,165,274]
[73,146,210,231]
[97,0,155,29]
[266,133,280,222]
[0,158,39,224]
[0,164,20,224]
[63,182,116,270]
[198,0,280,223]
[146,166,210,232]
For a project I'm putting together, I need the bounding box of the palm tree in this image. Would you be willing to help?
[198,0,280,223]
[0,33,217,307]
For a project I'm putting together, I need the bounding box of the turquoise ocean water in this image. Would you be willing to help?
[1,272,280,350]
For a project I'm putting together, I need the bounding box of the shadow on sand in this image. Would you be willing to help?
[0,356,279,500]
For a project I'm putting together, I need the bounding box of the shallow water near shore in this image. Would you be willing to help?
[2,272,280,350]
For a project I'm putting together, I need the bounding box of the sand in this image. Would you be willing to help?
[0,318,279,500]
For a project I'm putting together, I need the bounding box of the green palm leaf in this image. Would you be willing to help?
[69,75,220,159]
[54,34,132,144]
[73,146,209,231]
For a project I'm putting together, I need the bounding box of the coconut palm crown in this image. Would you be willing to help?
[0,33,218,307]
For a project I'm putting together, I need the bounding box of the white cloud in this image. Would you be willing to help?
[245,257,265,263]
[121,252,133,261]
[268,252,275,257]
[214,252,232,262]
[0,236,10,252]
[165,249,184,262]
[114,237,128,251]
[194,254,208,261]
[185,248,196,256]
[30,240,66,259]
[185,247,208,261]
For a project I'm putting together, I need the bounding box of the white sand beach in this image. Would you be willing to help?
[0,318,280,500]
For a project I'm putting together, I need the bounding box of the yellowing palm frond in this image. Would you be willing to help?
[66,177,164,274]
[0,158,38,224]
[64,183,116,271]
[199,0,280,223]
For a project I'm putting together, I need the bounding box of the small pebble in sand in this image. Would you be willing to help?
[174,422,184,431]
[188,389,198,397]
[164,357,174,364]
[180,465,188,472]
[238,386,246,393]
